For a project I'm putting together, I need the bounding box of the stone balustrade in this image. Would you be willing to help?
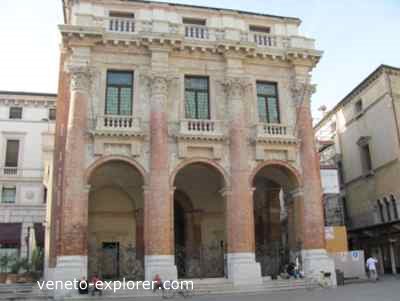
[180,119,224,137]
[1,167,43,178]
[107,17,136,33]
[96,115,141,132]
[256,123,294,138]
[184,24,209,40]
[99,17,313,50]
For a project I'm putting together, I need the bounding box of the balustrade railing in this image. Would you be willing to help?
[184,25,209,40]
[3,167,18,176]
[256,123,293,138]
[180,119,223,136]
[1,167,43,178]
[96,115,140,132]
[108,17,135,33]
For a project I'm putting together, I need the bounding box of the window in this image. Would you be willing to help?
[391,195,399,220]
[109,11,134,18]
[249,25,270,33]
[1,186,16,204]
[377,200,385,222]
[384,197,392,222]
[184,76,210,119]
[360,144,372,172]
[5,140,19,167]
[354,99,363,114]
[256,82,280,123]
[183,18,206,26]
[49,108,56,121]
[9,107,22,119]
[105,71,133,115]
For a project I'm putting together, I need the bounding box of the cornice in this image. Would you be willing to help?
[254,137,298,145]
[175,134,226,142]
[0,97,55,108]
[91,130,145,138]
[59,24,321,66]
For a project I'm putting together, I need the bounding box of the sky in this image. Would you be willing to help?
[0,0,399,118]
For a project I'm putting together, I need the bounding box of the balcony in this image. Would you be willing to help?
[95,115,141,134]
[108,17,135,33]
[1,167,43,178]
[179,119,224,139]
[255,123,297,144]
[184,25,209,40]
[97,17,315,52]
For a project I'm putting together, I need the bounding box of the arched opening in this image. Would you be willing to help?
[172,162,227,278]
[251,162,301,278]
[87,159,145,280]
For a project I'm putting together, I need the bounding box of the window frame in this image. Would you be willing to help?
[48,108,56,121]
[256,81,280,124]
[5,139,20,168]
[105,70,134,116]
[9,107,23,120]
[184,75,210,120]
[1,186,16,204]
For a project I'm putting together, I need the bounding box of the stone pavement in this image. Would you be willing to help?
[86,276,399,301]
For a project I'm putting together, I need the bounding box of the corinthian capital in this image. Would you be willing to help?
[222,77,252,99]
[66,64,93,93]
[290,80,316,107]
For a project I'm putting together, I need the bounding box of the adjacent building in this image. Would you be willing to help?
[47,0,336,293]
[315,65,400,274]
[0,91,56,262]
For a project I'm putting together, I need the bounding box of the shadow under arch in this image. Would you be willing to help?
[250,160,303,278]
[171,158,228,279]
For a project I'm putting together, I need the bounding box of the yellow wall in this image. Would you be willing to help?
[325,226,348,253]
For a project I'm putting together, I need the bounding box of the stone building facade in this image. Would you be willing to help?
[47,0,335,292]
[0,91,56,262]
[315,65,400,274]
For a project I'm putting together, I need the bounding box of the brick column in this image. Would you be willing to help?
[224,77,261,285]
[293,77,336,284]
[53,64,91,288]
[144,74,177,281]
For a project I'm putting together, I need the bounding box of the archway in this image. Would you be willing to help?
[251,161,301,278]
[172,161,227,278]
[87,159,145,280]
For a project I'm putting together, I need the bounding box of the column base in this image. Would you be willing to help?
[145,255,177,281]
[227,252,262,285]
[301,249,337,287]
[52,256,87,299]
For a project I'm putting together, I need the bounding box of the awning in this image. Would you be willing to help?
[33,223,45,248]
[0,223,22,247]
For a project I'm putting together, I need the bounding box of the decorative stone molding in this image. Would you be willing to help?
[66,65,93,93]
[222,77,252,100]
[290,80,316,107]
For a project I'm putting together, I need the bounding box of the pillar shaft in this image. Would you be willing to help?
[60,66,91,257]
[226,78,255,254]
[144,73,177,281]
[297,84,325,250]
[224,77,261,285]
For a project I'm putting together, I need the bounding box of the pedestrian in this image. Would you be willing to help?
[152,274,163,292]
[90,273,103,296]
[78,276,89,295]
[366,255,379,281]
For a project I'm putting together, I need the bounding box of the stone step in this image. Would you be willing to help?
[0,283,51,300]
[64,279,309,300]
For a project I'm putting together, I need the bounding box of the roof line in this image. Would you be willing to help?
[0,90,57,97]
[126,0,301,23]
[314,64,400,129]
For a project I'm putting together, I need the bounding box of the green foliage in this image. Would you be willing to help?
[0,255,10,273]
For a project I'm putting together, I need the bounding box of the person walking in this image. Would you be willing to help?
[366,256,379,281]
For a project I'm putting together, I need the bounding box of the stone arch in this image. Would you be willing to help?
[249,160,302,191]
[85,155,148,186]
[170,157,230,188]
